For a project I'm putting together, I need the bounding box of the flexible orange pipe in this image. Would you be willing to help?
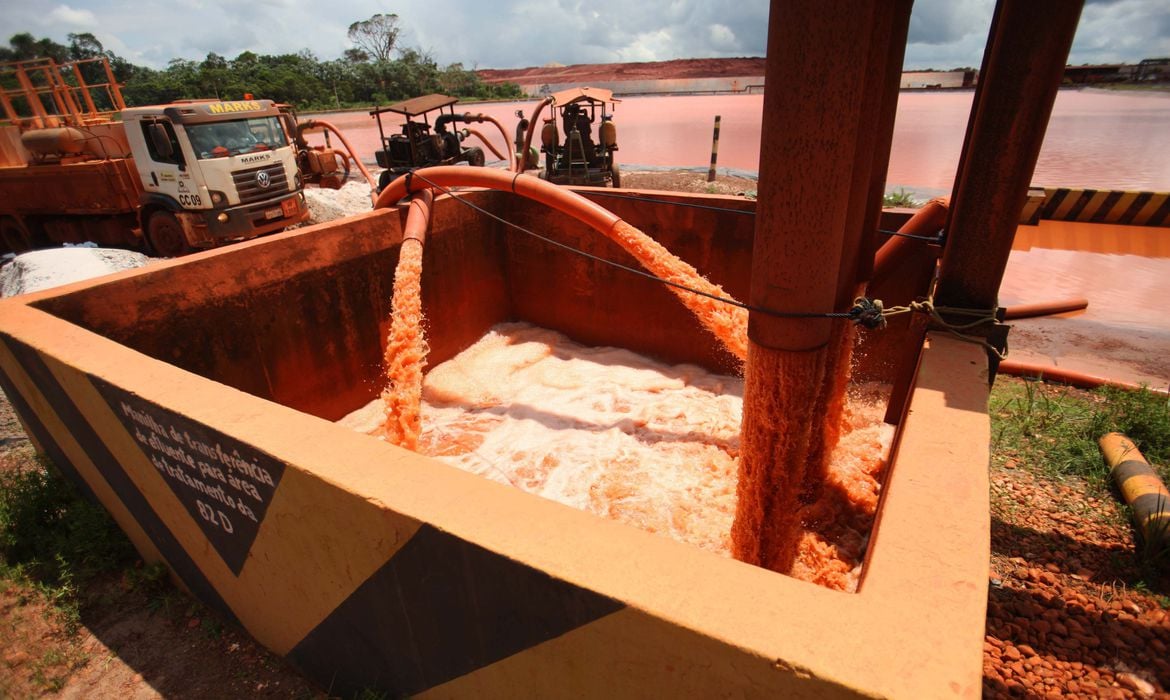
[460,113,516,171]
[300,119,378,194]
[375,165,619,229]
[519,98,552,174]
[998,360,1167,394]
[870,196,949,288]
[1000,298,1088,320]
[463,127,508,162]
[374,166,749,361]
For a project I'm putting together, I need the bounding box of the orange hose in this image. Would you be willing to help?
[463,114,517,171]
[1000,298,1088,320]
[300,119,378,196]
[519,98,551,174]
[870,197,949,288]
[375,166,748,362]
[463,127,508,162]
[998,360,1167,394]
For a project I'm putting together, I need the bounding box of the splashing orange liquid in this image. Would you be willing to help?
[609,221,748,363]
[372,209,880,590]
[380,239,428,449]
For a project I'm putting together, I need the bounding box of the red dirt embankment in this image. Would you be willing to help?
[478,57,765,86]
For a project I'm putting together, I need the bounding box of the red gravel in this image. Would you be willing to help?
[985,455,1170,698]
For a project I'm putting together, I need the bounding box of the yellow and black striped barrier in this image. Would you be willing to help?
[1020,188,1170,227]
[1099,432,1170,550]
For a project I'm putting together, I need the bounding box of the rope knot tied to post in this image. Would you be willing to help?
[848,297,887,329]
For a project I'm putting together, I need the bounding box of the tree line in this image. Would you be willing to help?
[1,15,523,113]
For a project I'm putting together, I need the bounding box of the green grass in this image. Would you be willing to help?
[0,461,136,631]
[991,380,1170,483]
[882,188,920,208]
[991,378,1170,571]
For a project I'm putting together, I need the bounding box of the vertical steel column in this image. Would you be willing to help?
[935,0,1084,313]
[733,0,914,574]
[749,0,914,348]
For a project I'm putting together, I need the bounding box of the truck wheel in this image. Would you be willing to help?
[146,211,193,258]
[465,147,485,167]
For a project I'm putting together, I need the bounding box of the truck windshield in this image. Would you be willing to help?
[187,116,288,160]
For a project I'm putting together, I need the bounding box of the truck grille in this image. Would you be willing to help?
[232,162,290,205]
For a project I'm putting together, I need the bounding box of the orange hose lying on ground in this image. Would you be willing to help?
[998,360,1167,394]
[1000,298,1088,320]
[374,166,748,363]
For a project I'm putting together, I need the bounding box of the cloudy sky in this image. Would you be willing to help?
[2,0,1168,71]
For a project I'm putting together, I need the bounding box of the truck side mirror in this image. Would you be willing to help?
[149,123,174,159]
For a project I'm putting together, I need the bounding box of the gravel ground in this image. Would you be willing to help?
[985,381,1170,699]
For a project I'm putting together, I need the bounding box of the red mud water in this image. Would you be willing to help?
[343,323,893,590]
[369,203,870,587]
[308,90,1170,190]
[1000,224,1170,389]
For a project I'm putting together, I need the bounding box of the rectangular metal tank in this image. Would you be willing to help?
[0,190,989,697]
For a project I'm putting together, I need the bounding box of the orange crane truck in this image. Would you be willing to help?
[0,57,309,257]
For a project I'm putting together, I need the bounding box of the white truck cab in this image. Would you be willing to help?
[122,99,309,256]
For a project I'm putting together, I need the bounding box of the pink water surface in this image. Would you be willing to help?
[307,89,1170,192]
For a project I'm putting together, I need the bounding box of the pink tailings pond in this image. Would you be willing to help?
[308,88,1170,191]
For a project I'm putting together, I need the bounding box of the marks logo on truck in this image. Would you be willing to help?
[205,101,263,115]
[178,194,203,208]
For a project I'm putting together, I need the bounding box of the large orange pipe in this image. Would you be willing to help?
[299,119,378,193]
[374,166,619,230]
[870,196,949,289]
[374,166,749,361]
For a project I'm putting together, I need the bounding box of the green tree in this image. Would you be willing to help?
[347,13,400,63]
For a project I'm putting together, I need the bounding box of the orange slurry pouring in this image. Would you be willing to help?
[380,239,427,449]
[731,325,861,579]
[343,322,893,590]
[379,190,434,450]
[608,220,748,364]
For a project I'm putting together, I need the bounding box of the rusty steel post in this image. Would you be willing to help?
[854,0,915,287]
[934,0,1084,314]
[748,0,912,351]
[733,0,915,574]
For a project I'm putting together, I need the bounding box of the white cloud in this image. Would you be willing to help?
[46,5,98,28]
[708,24,738,51]
[0,0,1166,71]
